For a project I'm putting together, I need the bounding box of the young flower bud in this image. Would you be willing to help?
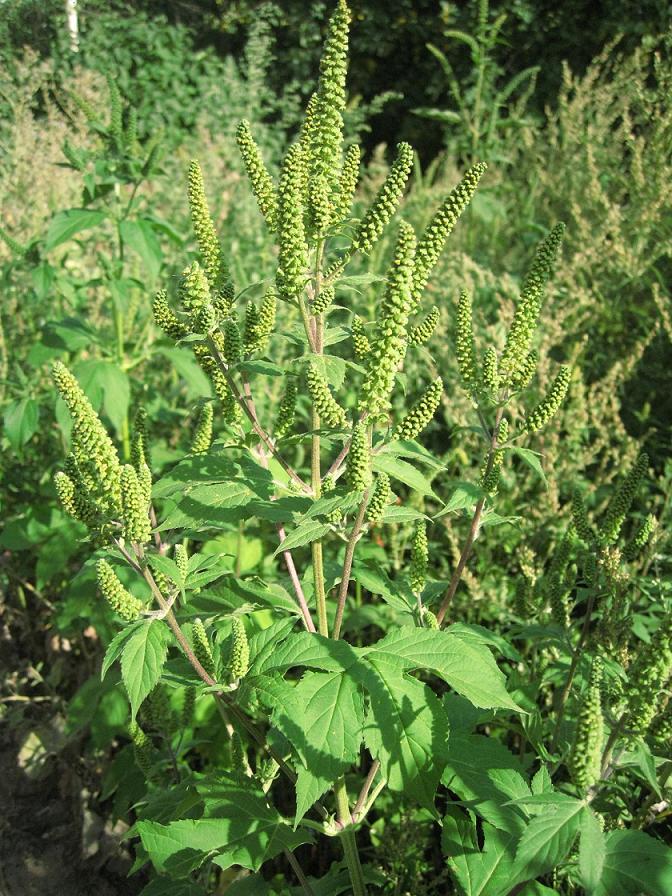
[525,365,571,433]
[153,290,188,340]
[306,363,347,428]
[408,305,439,346]
[411,162,487,307]
[228,616,250,681]
[599,453,649,545]
[188,160,235,304]
[347,423,372,492]
[236,119,277,230]
[455,290,477,393]
[394,377,443,441]
[352,141,414,255]
[192,618,215,679]
[97,559,143,622]
[410,521,429,595]
[128,720,155,778]
[312,284,335,315]
[351,315,371,359]
[367,472,391,524]
[120,464,152,544]
[423,608,439,629]
[623,514,656,562]
[274,379,297,438]
[276,143,309,300]
[191,403,214,454]
[568,657,604,792]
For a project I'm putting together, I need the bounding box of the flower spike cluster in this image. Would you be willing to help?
[351,142,414,256]
[599,452,649,544]
[367,472,391,523]
[347,423,372,491]
[394,377,443,441]
[455,290,477,394]
[276,144,309,300]
[410,521,429,595]
[236,120,277,230]
[97,559,143,622]
[191,403,214,454]
[625,610,672,733]
[409,306,439,346]
[306,363,347,428]
[524,365,571,432]
[568,656,604,791]
[187,160,235,308]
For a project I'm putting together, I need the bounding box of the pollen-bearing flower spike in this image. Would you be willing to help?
[499,223,565,383]
[367,471,391,524]
[191,403,214,454]
[52,362,122,518]
[410,521,429,595]
[411,162,487,307]
[175,543,188,580]
[334,143,361,223]
[347,423,372,491]
[236,120,277,230]
[568,656,604,792]
[351,315,371,359]
[623,514,656,562]
[481,346,499,396]
[97,559,143,622]
[228,617,250,681]
[276,143,309,300]
[275,379,297,438]
[307,0,350,235]
[192,618,215,678]
[128,721,155,778]
[188,160,235,305]
[54,471,78,519]
[455,290,477,393]
[511,349,538,390]
[571,488,594,544]
[130,407,148,471]
[625,611,672,733]
[179,261,211,314]
[359,221,417,415]
[312,284,334,315]
[394,377,443,441]
[153,290,188,340]
[351,142,414,257]
[481,418,508,495]
[249,292,277,353]
[223,319,242,364]
[599,452,649,545]
[306,362,347,428]
[409,306,440,346]
[120,464,152,544]
[525,365,571,433]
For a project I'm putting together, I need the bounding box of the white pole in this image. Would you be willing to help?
[65,0,79,53]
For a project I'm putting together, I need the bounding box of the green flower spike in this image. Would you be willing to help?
[600,452,649,545]
[130,407,148,472]
[187,160,235,305]
[52,362,122,518]
[306,363,347,428]
[511,350,538,390]
[175,543,188,580]
[236,119,277,230]
[351,315,371,359]
[229,617,250,681]
[179,262,211,315]
[107,75,123,149]
[334,143,361,223]
[525,365,571,433]
[143,685,174,734]
[481,346,499,396]
[191,403,214,454]
[423,608,439,629]
[409,305,440,346]
[312,284,335,315]
[276,143,309,300]
[499,224,565,383]
[153,290,188,340]
[455,290,477,393]
[367,471,391,524]
[360,221,417,415]
[181,687,196,728]
[347,422,372,491]
[410,521,429,595]
[275,379,297,438]
[571,489,594,544]
[192,618,215,678]
[54,471,78,519]
[394,377,443,441]
[568,656,604,792]
[128,721,155,778]
[307,0,350,235]
[223,319,242,364]
[97,559,143,622]
[248,292,277,353]
[625,611,672,733]
[623,514,656,562]
[411,161,487,307]
[351,141,414,256]
[120,464,152,544]
[480,418,508,495]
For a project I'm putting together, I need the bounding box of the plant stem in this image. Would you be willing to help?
[334,778,367,896]
[551,591,596,750]
[352,759,381,820]
[332,490,369,639]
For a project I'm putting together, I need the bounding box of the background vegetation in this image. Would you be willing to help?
[0,0,670,894]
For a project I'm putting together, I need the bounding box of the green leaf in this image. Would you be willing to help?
[442,807,519,896]
[579,809,606,893]
[148,554,184,590]
[442,734,531,833]
[272,670,364,823]
[140,879,208,896]
[137,777,311,875]
[121,621,171,719]
[511,447,547,488]
[253,632,360,676]
[366,627,522,710]
[595,830,672,896]
[4,398,39,450]
[436,481,484,516]
[273,519,332,556]
[45,208,106,250]
[75,360,130,434]
[513,799,585,880]
[373,454,438,498]
[120,218,163,282]
[358,654,450,809]
[101,620,145,680]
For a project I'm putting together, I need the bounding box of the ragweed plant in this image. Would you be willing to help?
[50,4,672,894]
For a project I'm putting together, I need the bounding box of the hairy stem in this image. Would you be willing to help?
[334,778,367,896]
[332,490,369,639]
